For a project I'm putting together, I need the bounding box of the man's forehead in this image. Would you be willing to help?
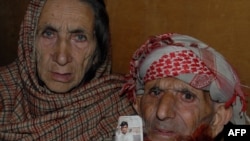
[145,77,187,88]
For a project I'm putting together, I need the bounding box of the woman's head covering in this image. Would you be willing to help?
[122,33,249,124]
[18,0,111,92]
[0,0,135,140]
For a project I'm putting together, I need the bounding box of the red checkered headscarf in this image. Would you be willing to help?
[121,33,249,124]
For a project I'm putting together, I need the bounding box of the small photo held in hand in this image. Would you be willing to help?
[115,115,143,141]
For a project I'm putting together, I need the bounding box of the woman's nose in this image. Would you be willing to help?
[52,39,72,66]
[156,92,176,120]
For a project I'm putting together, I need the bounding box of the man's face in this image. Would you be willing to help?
[138,77,215,141]
[36,0,96,93]
[121,125,128,134]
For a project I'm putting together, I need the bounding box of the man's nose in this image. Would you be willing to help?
[156,92,176,120]
[52,39,72,65]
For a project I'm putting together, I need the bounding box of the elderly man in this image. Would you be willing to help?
[121,33,250,141]
[0,0,135,140]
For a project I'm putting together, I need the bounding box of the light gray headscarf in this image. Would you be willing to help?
[122,33,250,125]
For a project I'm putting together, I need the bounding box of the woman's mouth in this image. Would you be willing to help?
[51,72,72,83]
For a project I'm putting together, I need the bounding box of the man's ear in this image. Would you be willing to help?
[211,103,233,137]
[133,95,143,115]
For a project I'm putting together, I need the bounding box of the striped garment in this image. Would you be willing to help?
[0,0,135,140]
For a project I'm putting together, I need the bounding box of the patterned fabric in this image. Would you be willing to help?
[121,33,249,125]
[0,0,135,140]
[144,50,215,89]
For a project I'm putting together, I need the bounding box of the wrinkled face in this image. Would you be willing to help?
[140,77,215,141]
[36,0,96,93]
[121,125,128,134]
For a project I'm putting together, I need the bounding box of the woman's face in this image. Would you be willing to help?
[139,77,215,141]
[35,0,96,93]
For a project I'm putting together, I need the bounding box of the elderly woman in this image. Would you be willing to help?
[0,0,135,140]
[121,33,250,141]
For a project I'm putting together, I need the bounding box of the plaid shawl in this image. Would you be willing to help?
[0,0,135,140]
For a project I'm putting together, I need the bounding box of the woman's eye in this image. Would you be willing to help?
[149,87,163,96]
[42,29,55,39]
[178,89,196,102]
[73,33,87,42]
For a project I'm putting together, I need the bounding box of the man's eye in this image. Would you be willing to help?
[42,30,55,39]
[178,89,196,102]
[149,87,163,96]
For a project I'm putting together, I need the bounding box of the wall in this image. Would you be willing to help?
[1,0,250,113]
[0,1,29,66]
